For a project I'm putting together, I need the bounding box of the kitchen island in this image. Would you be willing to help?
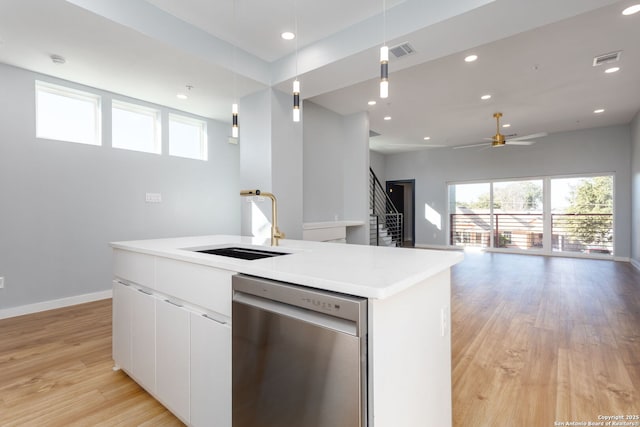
[111,235,463,426]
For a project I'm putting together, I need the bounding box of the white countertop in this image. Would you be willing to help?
[302,220,365,229]
[111,235,463,299]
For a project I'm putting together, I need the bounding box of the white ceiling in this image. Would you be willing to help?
[0,0,638,154]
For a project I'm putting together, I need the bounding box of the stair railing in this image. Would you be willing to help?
[369,168,403,247]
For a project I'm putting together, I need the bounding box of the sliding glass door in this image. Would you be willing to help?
[449,175,613,256]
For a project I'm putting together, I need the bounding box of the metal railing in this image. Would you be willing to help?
[551,213,613,254]
[370,168,403,247]
[450,212,613,254]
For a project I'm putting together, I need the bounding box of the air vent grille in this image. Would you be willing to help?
[593,50,622,66]
[389,42,415,59]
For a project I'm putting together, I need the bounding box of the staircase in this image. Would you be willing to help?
[370,168,403,247]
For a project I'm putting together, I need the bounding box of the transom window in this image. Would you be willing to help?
[169,114,207,161]
[35,81,101,146]
[112,100,161,154]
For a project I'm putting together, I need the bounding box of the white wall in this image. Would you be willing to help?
[0,64,240,310]
[631,111,640,267]
[385,125,632,257]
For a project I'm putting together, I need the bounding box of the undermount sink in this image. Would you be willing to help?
[194,246,290,260]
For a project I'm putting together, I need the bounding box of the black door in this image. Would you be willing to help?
[387,183,404,215]
[386,183,405,246]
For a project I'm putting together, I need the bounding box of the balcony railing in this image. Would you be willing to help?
[450,212,613,254]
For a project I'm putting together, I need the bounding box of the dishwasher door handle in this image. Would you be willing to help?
[233,291,359,336]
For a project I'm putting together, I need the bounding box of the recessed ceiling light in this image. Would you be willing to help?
[481,94,491,100]
[605,67,620,73]
[368,100,377,106]
[594,109,605,114]
[464,54,478,62]
[177,93,188,100]
[281,32,295,40]
[384,116,391,121]
[622,4,640,15]
[502,123,511,128]
[423,136,431,140]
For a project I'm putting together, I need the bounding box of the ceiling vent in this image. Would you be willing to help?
[389,42,416,59]
[592,50,622,66]
[369,130,381,138]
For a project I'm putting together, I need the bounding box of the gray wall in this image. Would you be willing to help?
[0,64,240,310]
[385,124,632,257]
[370,150,386,184]
[239,88,303,240]
[631,111,640,265]
[303,102,370,243]
[303,101,346,222]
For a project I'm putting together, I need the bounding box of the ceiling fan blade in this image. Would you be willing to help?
[505,140,536,146]
[453,142,491,149]
[507,132,548,141]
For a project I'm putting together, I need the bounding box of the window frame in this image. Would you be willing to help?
[35,80,102,146]
[111,99,162,154]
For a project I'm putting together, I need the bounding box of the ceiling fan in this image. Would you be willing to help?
[453,112,548,149]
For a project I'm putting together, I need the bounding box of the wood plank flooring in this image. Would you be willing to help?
[0,300,183,426]
[0,253,638,426]
[452,253,640,426]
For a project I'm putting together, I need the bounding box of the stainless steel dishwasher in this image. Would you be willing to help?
[232,274,368,427]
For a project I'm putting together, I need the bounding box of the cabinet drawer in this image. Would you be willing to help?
[113,250,155,288]
[155,257,233,316]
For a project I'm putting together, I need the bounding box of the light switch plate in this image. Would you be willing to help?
[145,193,162,203]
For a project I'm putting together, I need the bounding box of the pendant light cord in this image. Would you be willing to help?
[383,0,386,45]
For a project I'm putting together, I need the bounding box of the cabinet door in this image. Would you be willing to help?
[130,288,156,392]
[112,280,133,372]
[156,299,190,423]
[190,313,231,427]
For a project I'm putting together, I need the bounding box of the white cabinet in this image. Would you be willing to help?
[112,253,234,426]
[130,287,156,392]
[156,299,191,423]
[190,312,231,427]
[112,280,133,372]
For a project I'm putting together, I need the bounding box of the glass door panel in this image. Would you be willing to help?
[449,183,492,248]
[491,180,544,251]
[550,176,613,255]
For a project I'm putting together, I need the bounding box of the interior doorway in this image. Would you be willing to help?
[386,179,415,247]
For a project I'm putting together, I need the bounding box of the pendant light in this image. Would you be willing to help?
[293,79,300,122]
[380,0,389,99]
[232,103,239,138]
[231,0,239,138]
[292,0,301,122]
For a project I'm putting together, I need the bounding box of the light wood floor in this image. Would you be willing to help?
[0,253,638,426]
[452,253,640,426]
[0,300,183,426]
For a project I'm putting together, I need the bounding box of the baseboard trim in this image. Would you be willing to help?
[0,290,113,320]
[631,258,640,272]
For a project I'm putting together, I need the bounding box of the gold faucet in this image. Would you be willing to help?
[240,190,285,246]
